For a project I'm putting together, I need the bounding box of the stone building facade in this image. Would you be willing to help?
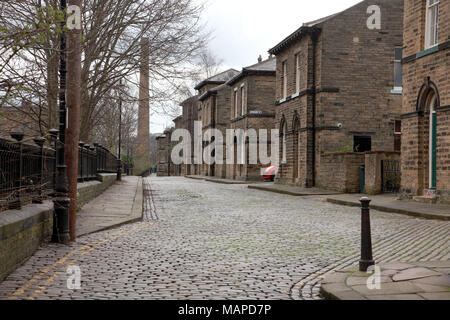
[156,128,175,177]
[180,95,198,176]
[400,0,449,203]
[172,116,183,176]
[195,69,239,177]
[268,0,404,190]
[225,57,276,181]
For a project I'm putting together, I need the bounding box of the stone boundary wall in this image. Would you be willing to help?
[0,173,118,283]
[317,153,365,193]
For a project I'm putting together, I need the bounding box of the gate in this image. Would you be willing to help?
[381,160,401,193]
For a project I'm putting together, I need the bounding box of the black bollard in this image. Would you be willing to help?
[359,197,375,272]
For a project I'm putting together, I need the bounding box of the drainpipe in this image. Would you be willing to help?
[311,30,318,187]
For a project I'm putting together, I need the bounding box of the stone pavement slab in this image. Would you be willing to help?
[76,176,143,236]
[321,261,450,300]
[186,175,262,185]
[326,194,450,221]
[248,183,342,196]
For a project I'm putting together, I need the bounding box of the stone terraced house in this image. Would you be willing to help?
[268,0,404,193]
[180,95,198,176]
[400,0,449,203]
[156,128,175,177]
[225,56,277,181]
[195,69,240,177]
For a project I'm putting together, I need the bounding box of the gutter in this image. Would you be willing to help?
[311,31,319,187]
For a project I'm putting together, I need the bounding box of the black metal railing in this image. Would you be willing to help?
[0,134,123,212]
[0,136,56,211]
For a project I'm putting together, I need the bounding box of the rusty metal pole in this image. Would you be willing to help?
[359,197,375,272]
[66,0,82,241]
[52,0,70,244]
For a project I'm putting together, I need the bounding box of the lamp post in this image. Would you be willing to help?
[48,129,59,192]
[117,80,123,181]
[52,0,70,244]
[33,137,47,204]
[9,131,24,210]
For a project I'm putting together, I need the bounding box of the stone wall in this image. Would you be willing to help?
[401,0,450,201]
[317,153,365,193]
[0,174,118,283]
[364,151,401,195]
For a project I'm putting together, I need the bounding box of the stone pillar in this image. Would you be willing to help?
[135,38,151,175]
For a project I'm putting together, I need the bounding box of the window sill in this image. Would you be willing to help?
[390,88,403,95]
[417,45,439,59]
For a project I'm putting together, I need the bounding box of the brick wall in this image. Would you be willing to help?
[317,152,365,193]
[401,0,450,201]
[272,0,403,188]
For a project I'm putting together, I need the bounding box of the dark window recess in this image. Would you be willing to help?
[354,136,371,152]
[394,48,403,88]
[394,135,401,152]
[394,120,402,152]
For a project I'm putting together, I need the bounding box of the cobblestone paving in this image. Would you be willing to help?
[0,177,448,300]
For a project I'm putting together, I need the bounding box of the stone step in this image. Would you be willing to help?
[413,196,438,204]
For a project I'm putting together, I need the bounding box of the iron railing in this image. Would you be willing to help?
[0,135,124,212]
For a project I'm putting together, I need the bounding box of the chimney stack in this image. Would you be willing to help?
[258,55,262,63]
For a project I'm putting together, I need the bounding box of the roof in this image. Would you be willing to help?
[268,6,348,55]
[198,83,228,101]
[180,95,198,106]
[227,57,276,86]
[198,83,228,102]
[194,69,239,90]
[173,115,182,122]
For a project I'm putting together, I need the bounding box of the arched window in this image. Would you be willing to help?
[280,118,287,165]
[426,92,438,189]
[417,79,440,191]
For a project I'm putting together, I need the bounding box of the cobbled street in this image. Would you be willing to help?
[0,177,449,300]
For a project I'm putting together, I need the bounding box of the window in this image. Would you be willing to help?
[234,89,238,118]
[394,48,402,90]
[394,120,402,152]
[281,61,287,99]
[295,54,301,93]
[281,121,287,164]
[354,136,371,152]
[425,0,439,49]
[241,85,245,116]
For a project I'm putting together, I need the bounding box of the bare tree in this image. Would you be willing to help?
[0,0,210,142]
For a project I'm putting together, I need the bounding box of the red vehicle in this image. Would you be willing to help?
[261,165,276,181]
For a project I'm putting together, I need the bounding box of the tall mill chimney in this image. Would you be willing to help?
[135,37,151,175]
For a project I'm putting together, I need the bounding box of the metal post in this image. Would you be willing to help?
[33,137,47,204]
[359,197,375,272]
[9,131,24,210]
[52,0,70,244]
[117,81,123,181]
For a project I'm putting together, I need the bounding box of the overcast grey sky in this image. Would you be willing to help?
[151,0,363,133]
